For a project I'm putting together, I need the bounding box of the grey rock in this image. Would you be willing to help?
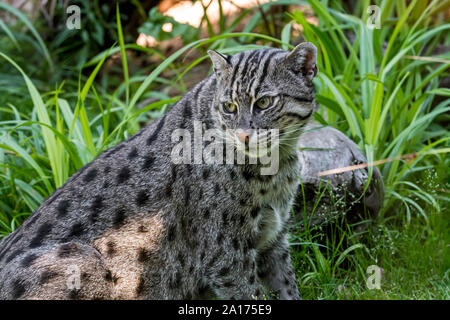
[293,123,384,233]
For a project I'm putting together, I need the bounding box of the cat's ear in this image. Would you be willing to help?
[207,50,231,74]
[285,42,318,81]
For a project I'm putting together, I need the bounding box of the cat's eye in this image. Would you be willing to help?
[223,102,237,114]
[256,97,271,110]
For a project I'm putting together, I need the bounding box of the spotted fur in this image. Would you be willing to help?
[0,43,318,300]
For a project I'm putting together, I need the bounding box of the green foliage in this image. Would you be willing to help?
[139,7,198,43]
[291,203,449,299]
[0,2,53,70]
[289,0,449,223]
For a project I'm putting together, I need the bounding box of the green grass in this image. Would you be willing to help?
[291,167,449,299]
[0,0,449,299]
[292,209,449,299]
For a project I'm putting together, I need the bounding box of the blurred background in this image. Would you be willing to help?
[0,0,449,299]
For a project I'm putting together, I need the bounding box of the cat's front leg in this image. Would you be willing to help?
[256,234,301,300]
[207,250,264,300]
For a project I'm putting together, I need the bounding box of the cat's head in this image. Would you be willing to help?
[208,42,318,157]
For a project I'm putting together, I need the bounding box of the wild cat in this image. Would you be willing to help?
[0,42,318,300]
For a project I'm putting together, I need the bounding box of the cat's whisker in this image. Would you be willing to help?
[281,123,306,129]
[279,135,304,142]
[0,43,320,300]
[280,127,306,137]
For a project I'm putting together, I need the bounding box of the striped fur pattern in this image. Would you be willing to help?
[209,44,317,157]
[0,43,318,300]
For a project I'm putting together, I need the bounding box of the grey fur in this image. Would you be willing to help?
[0,43,318,300]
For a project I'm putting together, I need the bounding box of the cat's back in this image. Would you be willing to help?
[0,113,167,250]
[0,76,222,299]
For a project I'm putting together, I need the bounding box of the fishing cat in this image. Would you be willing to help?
[0,42,318,300]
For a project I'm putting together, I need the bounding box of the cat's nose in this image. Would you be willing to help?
[236,129,250,144]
